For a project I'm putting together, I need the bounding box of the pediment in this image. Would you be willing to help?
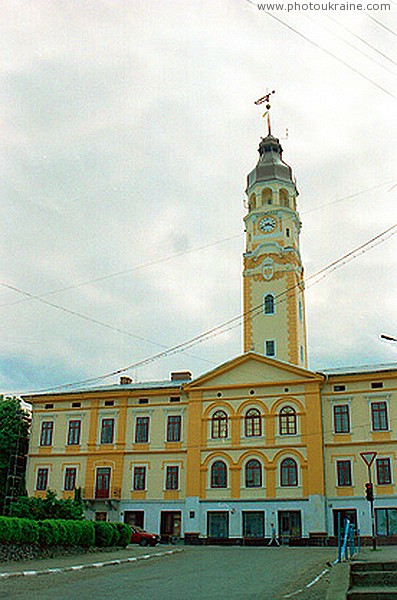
[185,352,322,389]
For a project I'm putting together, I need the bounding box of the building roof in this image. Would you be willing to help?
[319,363,397,376]
[22,378,189,400]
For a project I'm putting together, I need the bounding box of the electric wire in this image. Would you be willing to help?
[324,14,397,66]
[364,12,397,37]
[0,234,241,309]
[243,0,396,99]
[15,222,397,396]
[301,13,396,74]
[1,180,393,308]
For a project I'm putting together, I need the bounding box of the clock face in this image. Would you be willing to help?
[259,217,276,233]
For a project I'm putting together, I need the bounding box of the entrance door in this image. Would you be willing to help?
[160,511,182,541]
[278,511,302,541]
[243,511,265,538]
[95,467,111,499]
[207,511,229,539]
[124,510,144,528]
[333,509,357,536]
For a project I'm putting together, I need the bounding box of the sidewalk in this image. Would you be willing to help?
[0,544,184,578]
[326,545,397,600]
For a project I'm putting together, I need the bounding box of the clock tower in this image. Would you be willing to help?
[243,126,308,367]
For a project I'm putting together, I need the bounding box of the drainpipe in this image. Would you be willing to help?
[319,372,329,538]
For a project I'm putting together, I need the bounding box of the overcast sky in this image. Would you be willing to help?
[1,0,396,395]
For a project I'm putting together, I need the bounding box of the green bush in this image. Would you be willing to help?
[38,520,61,547]
[11,490,84,521]
[7,518,22,544]
[116,523,131,547]
[19,518,39,545]
[110,523,120,546]
[79,520,95,547]
[94,522,115,547]
[0,517,12,543]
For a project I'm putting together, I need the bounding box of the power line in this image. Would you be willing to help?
[302,13,396,74]
[0,234,241,308]
[324,14,397,67]
[302,180,395,215]
[16,222,397,396]
[243,0,396,99]
[1,180,393,309]
[364,12,397,37]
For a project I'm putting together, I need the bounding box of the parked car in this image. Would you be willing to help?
[129,525,160,546]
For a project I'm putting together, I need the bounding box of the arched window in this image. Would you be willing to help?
[279,189,289,207]
[263,294,275,315]
[245,409,262,437]
[211,410,228,439]
[279,406,297,435]
[281,458,298,486]
[261,188,272,205]
[249,193,256,211]
[211,460,227,488]
[245,459,262,487]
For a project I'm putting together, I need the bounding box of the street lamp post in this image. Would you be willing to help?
[360,452,377,551]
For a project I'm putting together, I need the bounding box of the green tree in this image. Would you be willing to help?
[0,396,30,514]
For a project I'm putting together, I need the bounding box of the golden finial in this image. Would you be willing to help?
[254,90,275,136]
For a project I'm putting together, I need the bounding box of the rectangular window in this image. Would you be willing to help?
[40,421,54,446]
[167,416,181,442]
[207,512,229,539]
[135,417,149,443]
[265,340,276,357]
[67,420,81,445]
[36,468,49,491]
[95,467,111,499]
[376,508,397,536]
[334,405,350,434]
[133,466,146,491]
[100,418,114,444]
[376,458,392,485]
[337,460,352,486]
[165,466,179,490]
[64,467,77,491]
[371,401,388,431]
[371,382,383,389]
[333,385,346,392]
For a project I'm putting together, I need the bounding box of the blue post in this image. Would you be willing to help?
[349,525,355,559]
[337,513,342,563]
[342,518,350,561]
[357,528,361,553]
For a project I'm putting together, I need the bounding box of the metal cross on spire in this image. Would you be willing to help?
[254,90,275,136]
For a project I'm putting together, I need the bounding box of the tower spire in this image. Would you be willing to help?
[254,90,275,136]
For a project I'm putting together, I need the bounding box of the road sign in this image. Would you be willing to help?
[360,452,377,467]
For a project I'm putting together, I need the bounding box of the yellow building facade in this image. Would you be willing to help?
[24,125,397,543]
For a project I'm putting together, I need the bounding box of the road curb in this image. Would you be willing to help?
[0,548,184,579]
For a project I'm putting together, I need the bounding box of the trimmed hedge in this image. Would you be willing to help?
[0,517,125,549]
[116,523,131,548]
[94,522,116,547]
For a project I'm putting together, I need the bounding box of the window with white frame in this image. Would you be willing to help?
[133,466,146,490]
[36,467,49,491]
[211,410,228,438]
[64,467,77,491]
[265,340,276,357]
[263,294,275,315]
[165,466,179,490]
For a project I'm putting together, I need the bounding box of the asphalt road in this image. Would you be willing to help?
[0,546,338,600]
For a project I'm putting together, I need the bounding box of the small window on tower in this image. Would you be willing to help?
[286,228,290,237]
[265,340,276,357]
[263,294,275,315]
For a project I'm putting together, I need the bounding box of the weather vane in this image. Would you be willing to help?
[254,90,275,136]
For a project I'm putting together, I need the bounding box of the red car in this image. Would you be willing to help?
[129,525,160,546]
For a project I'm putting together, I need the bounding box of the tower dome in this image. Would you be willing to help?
[246,134,297,193]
